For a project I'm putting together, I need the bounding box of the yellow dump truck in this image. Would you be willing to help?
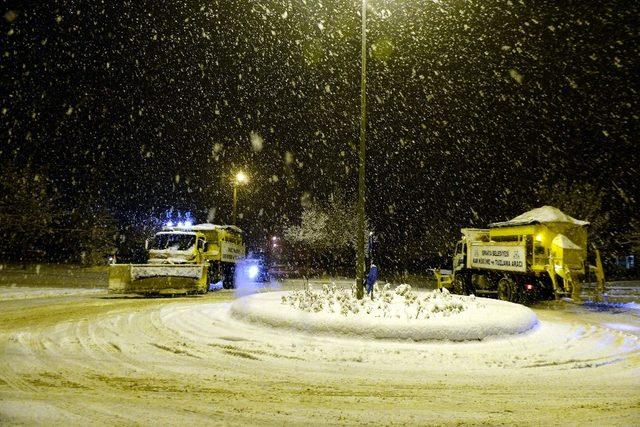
[108,223,245,295]
[439,206,605,303]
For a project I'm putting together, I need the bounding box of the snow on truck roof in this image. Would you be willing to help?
[157,231,196,235]
[172,223,243,233]
[490,206,589,227]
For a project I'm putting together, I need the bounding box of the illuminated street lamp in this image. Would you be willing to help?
[232,171,248,226]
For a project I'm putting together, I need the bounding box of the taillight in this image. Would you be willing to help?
[525,283,534,290]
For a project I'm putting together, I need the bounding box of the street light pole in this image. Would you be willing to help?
[356,0,367,299]
[232,182,238,226]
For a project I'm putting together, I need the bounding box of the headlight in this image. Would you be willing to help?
[247,265,260,279]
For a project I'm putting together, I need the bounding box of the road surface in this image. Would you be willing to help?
[0,282,638,425]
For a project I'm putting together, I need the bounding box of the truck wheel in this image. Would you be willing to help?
[206,269,215,289]
[554,288,563,301]
[222,265,235,289]
[452,277,464,295]
[497,277,515,302]
[208,262,221,284]
[465,282,476,296]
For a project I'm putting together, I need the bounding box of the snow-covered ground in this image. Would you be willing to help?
[0,286,105,301]
[0,282,638,424]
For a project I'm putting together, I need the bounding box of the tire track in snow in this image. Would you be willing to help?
[0,293,638,424]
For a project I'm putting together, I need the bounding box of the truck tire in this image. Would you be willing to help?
[553,277,565,301]
[452,276,464,295]
[497,277,516,302]
[554,288,563,301]
[465,282,476,296]
[222,274,232,289]
[222,264,235,289]
[207,262,222,288]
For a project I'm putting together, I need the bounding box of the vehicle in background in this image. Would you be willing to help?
[108,223,245,295]
[437,206,606,303]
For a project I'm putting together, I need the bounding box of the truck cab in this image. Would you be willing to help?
[147,231,208,265]
[452,241,466,274]
[453,229,490,272]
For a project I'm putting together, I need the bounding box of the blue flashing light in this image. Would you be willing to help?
[247,265,260,280]
[166,220,174,228]
[184,220,193,229]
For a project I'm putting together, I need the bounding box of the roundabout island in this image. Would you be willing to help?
[231,284,539,341]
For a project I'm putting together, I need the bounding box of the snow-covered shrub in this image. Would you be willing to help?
[281,282,479,321]
[394,284,412,296]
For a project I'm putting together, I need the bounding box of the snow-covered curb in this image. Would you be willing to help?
[0,287,104,301]
[230,290,539,341]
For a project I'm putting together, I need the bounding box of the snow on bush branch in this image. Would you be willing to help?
[281,283,482,321]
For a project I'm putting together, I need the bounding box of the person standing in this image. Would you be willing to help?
[365,262,379,298]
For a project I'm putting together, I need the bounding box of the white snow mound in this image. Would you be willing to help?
[231,284,538,341]
[490,205,589,227]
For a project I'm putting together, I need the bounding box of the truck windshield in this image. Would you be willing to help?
[151,233,196,251]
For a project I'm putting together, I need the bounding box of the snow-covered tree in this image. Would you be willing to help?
[0,166,56,262]
[284,206,330,251]
[72,206,118,265]
[624,219,640,253]
[0,165,118,265]
[284,196,370,275]
[285,196,367,253]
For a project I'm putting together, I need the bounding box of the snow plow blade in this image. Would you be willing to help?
[108,264,208,295]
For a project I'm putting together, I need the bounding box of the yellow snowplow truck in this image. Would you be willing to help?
[108,223,245,295]
[438,206,605,303]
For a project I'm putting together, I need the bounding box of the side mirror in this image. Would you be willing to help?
[203,242,209,252]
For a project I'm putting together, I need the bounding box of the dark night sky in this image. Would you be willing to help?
[1,0,638,264]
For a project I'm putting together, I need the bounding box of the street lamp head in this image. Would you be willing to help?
[232,171,248,226]
[235,171,248,184]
